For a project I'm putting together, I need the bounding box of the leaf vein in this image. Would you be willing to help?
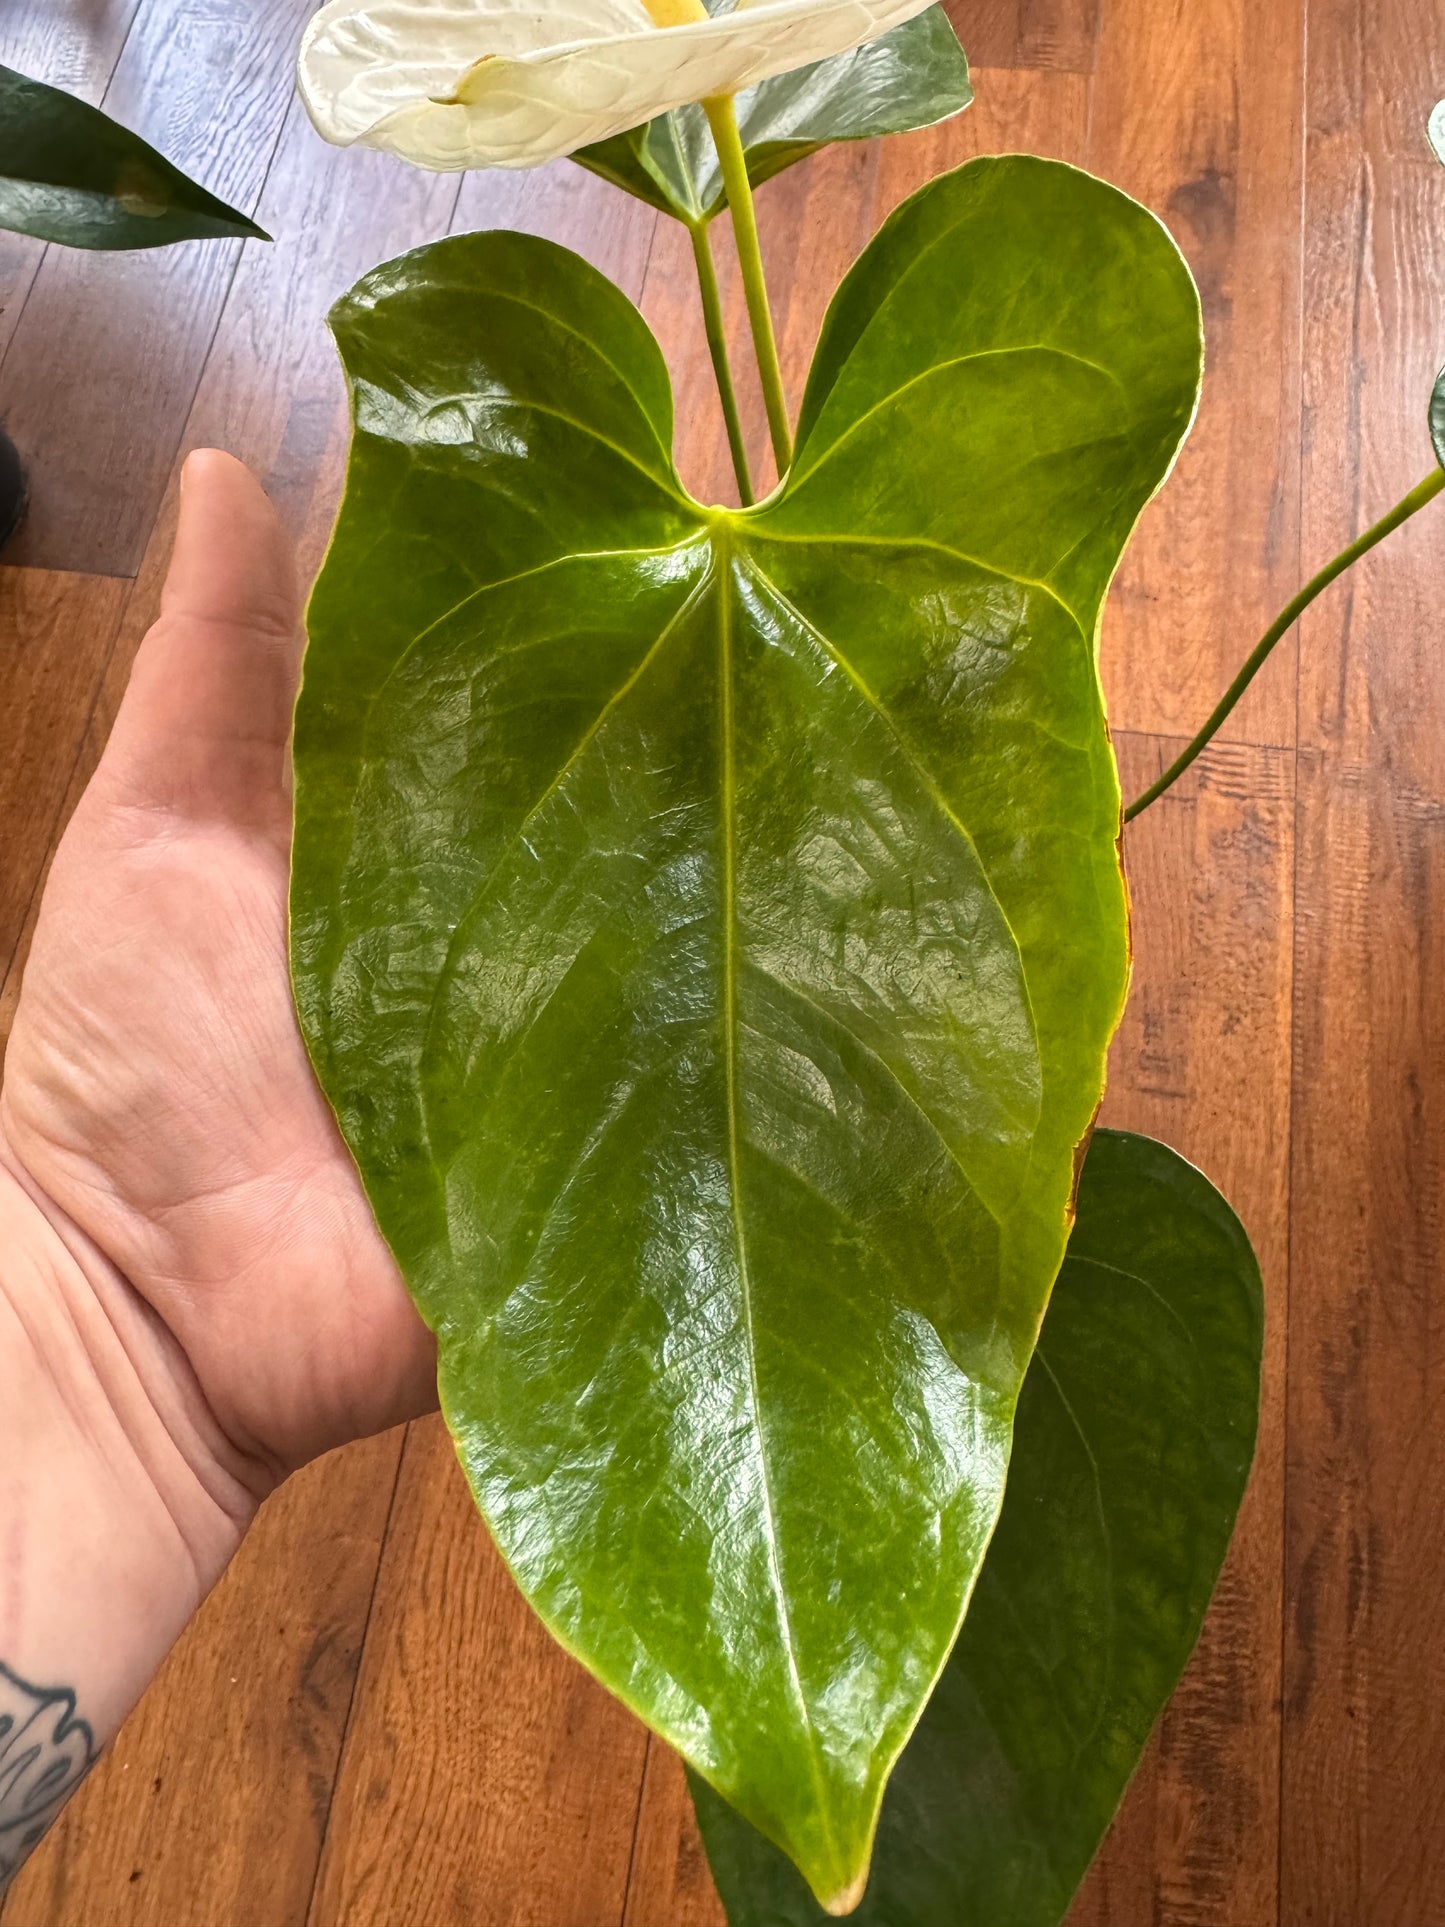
[737,550,1042,1111]
[789,342,1126,494]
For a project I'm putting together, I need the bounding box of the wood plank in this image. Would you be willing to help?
[1283,0,1445,1915]
[0,0,312,575]
[0,5,143,89]
[1067,732,1292,1927]
[946,0,1099,73]
[307,1419,651,1927]
[0,569,129,991]
[623,1744,726,1927]
[1,1432,406,1927]
[1283,753,1445,1927]
[455,160,660,305]
[1087,0,1305,749]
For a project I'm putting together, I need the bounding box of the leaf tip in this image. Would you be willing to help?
[821,1869,869,1916]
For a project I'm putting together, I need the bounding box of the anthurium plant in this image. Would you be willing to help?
[289,7,1445,1920]
[0,64,265,249]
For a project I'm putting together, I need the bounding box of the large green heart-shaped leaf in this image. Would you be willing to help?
[0,64,267,249]
[291,154,1201,1911]
[573,4,971,226]
[691,1127,1264,1927]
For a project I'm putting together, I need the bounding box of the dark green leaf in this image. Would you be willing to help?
[291,155,1201,1911]
[692,1127,1264,1927]
[0,64,267,249]
[573,5,971,225]
[1431,367,1445,472]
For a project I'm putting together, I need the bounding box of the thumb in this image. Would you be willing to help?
[99,449,302,832]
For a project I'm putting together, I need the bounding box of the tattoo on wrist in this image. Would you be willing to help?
[0,1661,96,1890]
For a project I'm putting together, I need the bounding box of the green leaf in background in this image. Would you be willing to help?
[692,1127,1264,1927]
[1431,366,1445,472]
[573,4,971,226]
[291,155,1201,1912]
[0,64,268,249]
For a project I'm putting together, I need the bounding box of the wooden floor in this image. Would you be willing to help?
[2,0,1443,1921]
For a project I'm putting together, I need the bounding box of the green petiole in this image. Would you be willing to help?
[1125,464,1445,822]
[703,92,794,479]
[688,220,754,506]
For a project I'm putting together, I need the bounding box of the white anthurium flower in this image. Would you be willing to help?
[298,0,938,171]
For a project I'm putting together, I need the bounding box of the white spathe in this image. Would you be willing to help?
[298,0,937,171]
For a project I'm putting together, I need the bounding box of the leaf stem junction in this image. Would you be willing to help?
[689,220,755,506]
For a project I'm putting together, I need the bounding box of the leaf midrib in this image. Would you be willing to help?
[1031,1343,1116,1764]
[714,538,840,1878]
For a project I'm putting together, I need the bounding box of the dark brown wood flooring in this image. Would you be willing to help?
[2,1,1443,1921]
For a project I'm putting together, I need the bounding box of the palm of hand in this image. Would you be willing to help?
[0,454,436,1478]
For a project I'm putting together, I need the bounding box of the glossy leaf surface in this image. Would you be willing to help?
[573,3,971,223]
[693,1128,1264,1927]
[291,155,1201,1911]
[0,64,267,249]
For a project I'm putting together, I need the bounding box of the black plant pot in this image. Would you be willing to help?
[0,424,27,552]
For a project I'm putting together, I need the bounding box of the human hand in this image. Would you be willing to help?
[0,450,437,1492]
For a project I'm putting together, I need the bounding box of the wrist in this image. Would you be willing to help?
[0,1149,258,1741]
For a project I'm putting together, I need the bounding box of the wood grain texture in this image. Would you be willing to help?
[455,159,660,302]
[1087,0,1305,748]
[0,570,128,991]
[0,0,312,575]
[307,1420,651,1927]
[1281,0,1445,1919]
[947,0,1098,73]
[1,1434,407,1927]
[624,1744,728,1927]
[0,3,144,360]
[1073,734,1293,1927]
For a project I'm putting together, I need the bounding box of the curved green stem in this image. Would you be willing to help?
[703,93,793,478]
[689,220,754,507]
[1124,465,1445,823]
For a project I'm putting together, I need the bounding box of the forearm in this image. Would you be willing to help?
[0,1156,258,1891]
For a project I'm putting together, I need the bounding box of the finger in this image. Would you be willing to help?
[99,450,302,829]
